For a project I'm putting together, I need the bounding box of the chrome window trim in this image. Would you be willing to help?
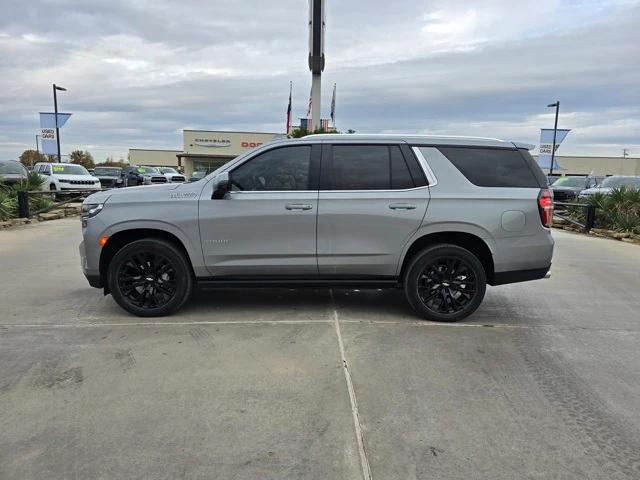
[317,186,429,193]
[411,146,438,187]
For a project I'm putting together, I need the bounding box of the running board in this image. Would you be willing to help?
[196,276,400,289]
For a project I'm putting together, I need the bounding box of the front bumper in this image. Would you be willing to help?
[79,230,104,289]
[60,184,101,191]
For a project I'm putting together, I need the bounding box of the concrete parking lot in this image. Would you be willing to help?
[1,218,639,479]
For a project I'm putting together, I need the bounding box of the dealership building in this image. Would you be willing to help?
[129,130,284,177]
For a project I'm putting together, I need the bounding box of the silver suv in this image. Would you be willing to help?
[79,135,554,321]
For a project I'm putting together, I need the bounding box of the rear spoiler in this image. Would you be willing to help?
[512,141,535,150]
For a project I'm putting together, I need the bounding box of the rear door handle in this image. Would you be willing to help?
[389,203,417,210]
[285,203,313,211]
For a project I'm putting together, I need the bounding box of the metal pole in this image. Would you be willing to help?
[35,134,40,157]
[53,84,61,163]
[17,191,30,218]
[549,101,559,177]
[311,73,321,132]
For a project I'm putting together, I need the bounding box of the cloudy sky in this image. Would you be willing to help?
[1,0,639,161]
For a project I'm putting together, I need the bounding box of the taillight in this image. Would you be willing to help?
[538,189,554,227]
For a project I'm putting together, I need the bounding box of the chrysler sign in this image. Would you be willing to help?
[192,138,231,148]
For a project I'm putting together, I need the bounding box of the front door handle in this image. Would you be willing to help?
[285,203,313,211]
[389,203,417,210]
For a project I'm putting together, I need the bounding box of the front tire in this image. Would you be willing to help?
[404,244,486,322]
[108,239,193,317]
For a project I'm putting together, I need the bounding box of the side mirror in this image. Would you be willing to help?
[212,172,230,199]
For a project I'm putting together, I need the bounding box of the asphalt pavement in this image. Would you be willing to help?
[1,218,639,479]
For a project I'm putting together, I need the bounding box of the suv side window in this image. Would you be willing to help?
[438,147,540,188]
[326,145,425,191]
[231,146,312,191]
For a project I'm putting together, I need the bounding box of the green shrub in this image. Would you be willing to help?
[566,186,640,233]
[30,194,53,213]
[0,188,17,220]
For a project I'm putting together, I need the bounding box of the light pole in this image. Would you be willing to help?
[547,101,560,176]
[53,84,67,163]
[35,134,40,157]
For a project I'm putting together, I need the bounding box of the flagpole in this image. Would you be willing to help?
[332,83,336,129]
[53,84,60,163]
[548,101,560,176]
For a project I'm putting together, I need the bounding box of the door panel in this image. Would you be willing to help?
[199,144,320,276]
[199,191,318,276]
[317,144,430,276]
[317,190,429,276]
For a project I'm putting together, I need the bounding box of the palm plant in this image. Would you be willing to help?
[0,187,17,220]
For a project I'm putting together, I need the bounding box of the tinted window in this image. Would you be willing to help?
[390,146,414,189]
[401,145,428,187]
[519,148,548,187]
[438,147,540,188]
[330,145,389,190]
[232,146,311,191]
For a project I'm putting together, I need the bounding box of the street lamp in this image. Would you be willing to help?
[53,84,67,163]
[547,101,560,176]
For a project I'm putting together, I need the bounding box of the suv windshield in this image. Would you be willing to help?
[159,167,178,174]
[136,166,160,174]
[51,164,90,176]
[552,177,586,188]
[94,167,121,176]
[601,176,640,188]
[0,161,26,175]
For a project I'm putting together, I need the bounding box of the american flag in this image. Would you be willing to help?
[285,81,292,134]
[330,83,336,127]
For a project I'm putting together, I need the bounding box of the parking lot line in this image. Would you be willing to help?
[1,320,637,333]
[331,290,373,480]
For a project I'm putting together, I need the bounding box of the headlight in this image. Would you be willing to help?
[81,203,104,219]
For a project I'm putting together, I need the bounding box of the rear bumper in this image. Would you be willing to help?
[490,266,551,286]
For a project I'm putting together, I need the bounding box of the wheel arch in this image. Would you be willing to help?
[99,227,196,293]
[398,229,496,284]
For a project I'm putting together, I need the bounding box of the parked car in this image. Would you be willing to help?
[34,162,101,194]
[120,166,168,187]
[93,166,123,189]
[189,170,207,182]
[579,175,640,198]
[0,160,29,185]
[159,167,186,183]
[551,176,599,202]
[80,134,554,320]
[547,174,560,185]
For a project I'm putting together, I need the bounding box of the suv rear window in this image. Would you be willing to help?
[438,147,541,188]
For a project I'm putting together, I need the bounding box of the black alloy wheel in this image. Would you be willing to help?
[117,251,177,309]
[417,257,477,314]
[108,239,193,317]
[405,244,486,322]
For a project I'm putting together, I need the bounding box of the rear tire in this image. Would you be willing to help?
[108,239,193,317]
[404,244,486,322]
